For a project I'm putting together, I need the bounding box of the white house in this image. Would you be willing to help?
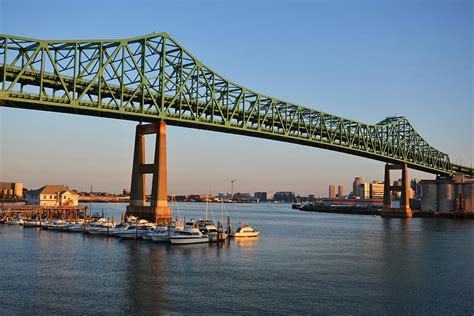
[26,185,79,206]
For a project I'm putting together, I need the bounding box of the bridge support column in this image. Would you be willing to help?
[126,122,171,224]
[380,162,412,218]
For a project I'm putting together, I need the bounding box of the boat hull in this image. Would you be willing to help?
[231,232,260,237]
[169,237,209,244]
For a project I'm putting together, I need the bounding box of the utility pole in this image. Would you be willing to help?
[230,179,238,200]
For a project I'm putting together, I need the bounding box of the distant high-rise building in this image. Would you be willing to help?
[329,185,337,199]
[369,183,384,199]
[358,183,370,199]
[254,192,268,202]
[353,177,363,197]
[337,185,344,198]
[273,191,295,202]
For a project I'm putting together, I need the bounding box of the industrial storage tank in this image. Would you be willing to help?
[463,183,473,213]
[421,181,438,212]
[438,183,454,212]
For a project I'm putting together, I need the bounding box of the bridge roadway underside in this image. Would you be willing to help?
[0,96,467,178]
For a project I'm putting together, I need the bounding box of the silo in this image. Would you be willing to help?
[463,183,474,213]
[438,183,454,212]
[421,181,438,212]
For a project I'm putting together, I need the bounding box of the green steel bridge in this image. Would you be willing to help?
[0,33,472,177]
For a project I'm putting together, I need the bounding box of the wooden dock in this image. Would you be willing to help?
[0,204,88,221]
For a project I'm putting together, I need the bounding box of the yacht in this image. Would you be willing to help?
[5,218,24,225]
[117,224,155,239]
[169,227,209,244]
[46,219,66,231]
[87,222,115,235]
[231,223,260,237]
[67,222,85,232]
[197,220,228,242]
[23,220,41,227]
[141,226,158,240]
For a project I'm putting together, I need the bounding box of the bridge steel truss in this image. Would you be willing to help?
[0,33,471,177]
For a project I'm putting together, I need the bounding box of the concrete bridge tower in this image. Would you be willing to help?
[126,122,171,224]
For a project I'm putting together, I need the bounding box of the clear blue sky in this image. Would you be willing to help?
[0,0,472,197]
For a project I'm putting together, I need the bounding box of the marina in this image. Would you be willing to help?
[0,202,472,314]
[0,202,258,245]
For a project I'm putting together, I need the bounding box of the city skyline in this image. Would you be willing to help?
[1,0,472,197]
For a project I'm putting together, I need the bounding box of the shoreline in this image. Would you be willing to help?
[299,205,474,219]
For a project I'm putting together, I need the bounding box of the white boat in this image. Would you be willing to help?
[230,223,260,237]
[169,227,209,244]
[46,219,65,231]
[148,226,177,242]
[117,225,154,239]
[85,218,114,234]
[23,220,41,227]
[141,227,157,240]
[5,218,24,225]
[66,223,85,232]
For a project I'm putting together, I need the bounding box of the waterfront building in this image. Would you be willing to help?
[26,185,79,206]
[370,183,384,199]
[0,182,23,198]
[420,174,473,212]
[254,192,268,202]
[328,185,336,199]
[274,191,295,202]
[352,177,363,197]
[234,192,251,199]
[357,182,384,199]
[308,194,316,202]
[337,185,344,198]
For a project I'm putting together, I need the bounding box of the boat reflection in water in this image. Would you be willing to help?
[234,236,260,247]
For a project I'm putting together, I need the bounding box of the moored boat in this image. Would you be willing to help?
[169,227,209,244]
[230,223,260,237]
[5,218,24,225]
[23,220,41,227]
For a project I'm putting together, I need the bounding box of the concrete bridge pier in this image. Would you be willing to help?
[126,122,171,224]
[381,163,412,218]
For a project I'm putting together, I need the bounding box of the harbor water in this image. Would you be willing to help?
[1,202,473,314]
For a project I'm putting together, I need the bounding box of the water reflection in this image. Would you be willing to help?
[122,240,167,313]
[1,204,473,314]
[234,237,259,247]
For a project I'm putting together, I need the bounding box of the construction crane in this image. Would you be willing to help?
[230,179,238,200]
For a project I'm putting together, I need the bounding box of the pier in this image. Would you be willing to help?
[0,204,87,221]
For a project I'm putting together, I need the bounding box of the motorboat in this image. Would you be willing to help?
[149,226,171,242]
[169,227,209,244]
[85,218,114,234]
[208,227,228,242]
[141,226,157,240]
[197,220,228,242]
[66,222,85,232]
[5,218,24,225]
[148,226,180,243]
[46,219,66,231]
[116,225,155,239]
[23,220,41,227]
[230,223,260,237]
[93,223,124,237]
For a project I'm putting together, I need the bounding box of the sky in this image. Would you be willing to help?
[0,0,472,197]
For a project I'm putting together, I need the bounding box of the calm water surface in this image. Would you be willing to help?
[1,202,473,314]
